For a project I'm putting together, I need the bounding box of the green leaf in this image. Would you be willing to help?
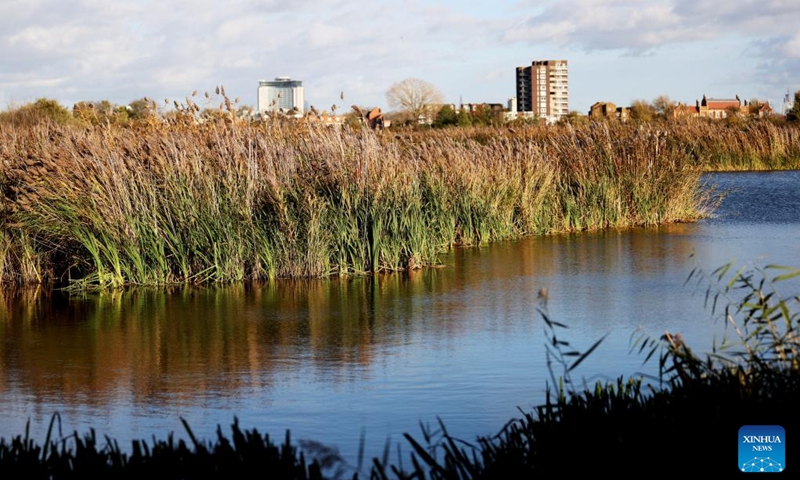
[569,333,608,372]
[773,269,800,282]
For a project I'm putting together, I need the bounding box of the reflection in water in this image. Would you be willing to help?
[0,171,798,466]
[0,223,700,424]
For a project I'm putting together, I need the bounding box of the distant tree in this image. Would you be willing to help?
[73,100,116,125]
[0,98,72,126]
[128,98,158,121]
[386,78,444,124]
[507,115,539,127]
[629,99,655,123]
[787,90,800,123]
[456,108,472,127]
[114,105,131,124]
[32,98,73,124]
[470,105,504,127]
[723,105,741,119]
[652,95,676,119]
[433,105,458,128]
[343,109,365,130]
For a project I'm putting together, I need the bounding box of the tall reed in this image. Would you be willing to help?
[666,119,800,171]
[1,119,718,288]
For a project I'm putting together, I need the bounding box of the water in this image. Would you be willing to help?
[0,171,798,470]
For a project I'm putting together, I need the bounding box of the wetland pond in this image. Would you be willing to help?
[1,170,799,468]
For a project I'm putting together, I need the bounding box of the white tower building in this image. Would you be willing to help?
[257,77,304,116]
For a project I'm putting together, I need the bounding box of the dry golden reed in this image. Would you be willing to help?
[0,117,734,288]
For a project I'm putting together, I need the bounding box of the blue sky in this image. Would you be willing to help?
[2,0,799,114]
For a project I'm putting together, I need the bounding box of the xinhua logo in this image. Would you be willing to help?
[739,425,785,473]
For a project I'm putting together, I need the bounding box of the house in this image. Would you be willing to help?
[698,94,742,119]
[673,95,774,119]
[589,102,616,119]
[745,101,773,118]
[673,103,700,118]
[588,101,630,121]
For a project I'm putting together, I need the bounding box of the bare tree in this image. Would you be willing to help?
[386,78,444,124]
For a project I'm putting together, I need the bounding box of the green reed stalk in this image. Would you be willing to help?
[1,118,777,288]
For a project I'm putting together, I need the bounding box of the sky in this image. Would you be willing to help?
[2,0,800,115]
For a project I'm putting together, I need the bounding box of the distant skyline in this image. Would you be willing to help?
[2,1,799,115]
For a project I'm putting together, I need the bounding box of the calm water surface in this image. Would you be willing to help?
[0,171,798,468]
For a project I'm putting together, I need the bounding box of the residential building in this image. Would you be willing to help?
[516,60,569,123]
[589,101,616,119]
[782,90,794,115]
[460,102,505,114]
[257,77,304,116]
[588,101,630,121]
[698,94,741,119]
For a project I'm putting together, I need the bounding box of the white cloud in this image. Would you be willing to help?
[0,0,799,111]
[307,23,351,49]
[784,34,800,58]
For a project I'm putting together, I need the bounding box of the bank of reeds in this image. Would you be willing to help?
[667,119,800,171]
[0,119,714,288]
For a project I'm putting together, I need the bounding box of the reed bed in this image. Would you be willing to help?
[0,417,331,479]
[666,119,800,171]
[0,118,723,288]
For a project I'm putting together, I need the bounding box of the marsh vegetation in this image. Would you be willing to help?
[3,111,765,289]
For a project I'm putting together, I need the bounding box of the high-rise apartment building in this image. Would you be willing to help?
[257,77,304,116]
[515,60,568,122]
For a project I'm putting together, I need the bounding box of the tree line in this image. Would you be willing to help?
[3,84,800,129]
[385,77,800,129]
